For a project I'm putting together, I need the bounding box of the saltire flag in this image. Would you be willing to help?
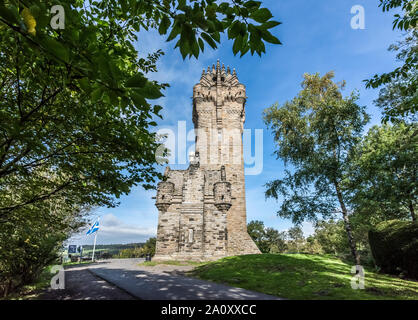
[86,220,99,235]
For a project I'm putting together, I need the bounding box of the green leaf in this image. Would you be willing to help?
[41,37,70,63]
[261,20,282,29]
[177,0,186,10]
[201,33,217,49]
[78,78,90,92]
[131,92,147,107]
[158,15,171,35]
[251,8,273,23]
[167,22,181,41]
[212,32,221,43]
[232,35,242,55]
[261,29,281,44]
[126,73,147,88]
[0,5,19,25]
[136,82,164,100]
[191,39,199,59]
[228,21,241,39]
[198,37,205,51]
[244,1,262,11]
[91,87,103,102]
[153,105,163,115]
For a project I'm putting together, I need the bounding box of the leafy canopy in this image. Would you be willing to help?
[263,72,369,224]
[365,1,417,121]
[348,122,418,222]
[0,0,282,216]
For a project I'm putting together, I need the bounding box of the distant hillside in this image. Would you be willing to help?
[81,243,145,255]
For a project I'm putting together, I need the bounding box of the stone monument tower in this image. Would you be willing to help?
[154,60,260,261]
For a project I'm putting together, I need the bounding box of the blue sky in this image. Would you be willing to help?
[71,0,405,245]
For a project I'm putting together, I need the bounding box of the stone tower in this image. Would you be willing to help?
[154,60,260,261]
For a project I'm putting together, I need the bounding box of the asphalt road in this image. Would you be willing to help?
[38,263,136,300]
[39,258,281,300]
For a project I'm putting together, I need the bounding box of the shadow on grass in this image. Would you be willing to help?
[190,254,418,300]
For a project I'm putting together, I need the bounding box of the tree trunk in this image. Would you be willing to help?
[334,181,361,265]
[409,200,416,222]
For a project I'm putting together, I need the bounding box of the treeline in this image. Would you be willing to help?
[82,243,145,252]
[115,238,156,258]
[264,0,418,275]
[260,2,417,276]
[248,220,372,264]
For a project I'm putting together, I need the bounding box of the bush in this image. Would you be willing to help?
[368,220,418,279]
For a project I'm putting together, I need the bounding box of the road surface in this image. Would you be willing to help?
[39,258,281,300]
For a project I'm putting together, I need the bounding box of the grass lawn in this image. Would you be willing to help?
[190,254,418,300]
[63,260,94,266]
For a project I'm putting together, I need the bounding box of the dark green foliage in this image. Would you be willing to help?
[82,243,145,253]
[116,237,156,258]
[247,220,287,253]
[0,198,87,297]
[372,30,418,122]
[378,0,417,31]
[365,2,417,121]
[369,220,418,279]
[348,122,418,222]
[312,220,348,255]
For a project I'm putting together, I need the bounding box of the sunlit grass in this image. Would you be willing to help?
[189,254,418,300]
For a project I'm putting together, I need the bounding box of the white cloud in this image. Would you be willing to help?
[68,213,156,245]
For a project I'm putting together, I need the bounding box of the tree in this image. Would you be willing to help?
[286,226,304,253]
[264,227,287,253]
[365,1,417,121]
[142,237,156,257]
[0,189,87,297]
[0,0,281,296]
[247,220,269,253]
[264,72,369,265]
[247,220,287,253]
[116,237,156,258]
[312,220,348,255]
[373,30,418,122]
[348,122,417,222]
[377,0,417,31]
[0,0,281,219]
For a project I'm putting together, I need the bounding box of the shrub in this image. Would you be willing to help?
[368,220,418,279]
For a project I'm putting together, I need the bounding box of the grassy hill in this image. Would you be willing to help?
[190,254,418,300]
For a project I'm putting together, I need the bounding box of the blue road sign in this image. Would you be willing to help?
[68,245,77,254]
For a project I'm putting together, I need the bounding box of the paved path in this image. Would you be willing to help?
[87,259,281,300]
[38,264,135,300]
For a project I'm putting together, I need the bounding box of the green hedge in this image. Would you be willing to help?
[369,220,418,279]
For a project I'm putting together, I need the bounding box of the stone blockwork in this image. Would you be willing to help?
[154,60,260,261]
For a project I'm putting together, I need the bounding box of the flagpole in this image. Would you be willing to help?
[92,231,97,262]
